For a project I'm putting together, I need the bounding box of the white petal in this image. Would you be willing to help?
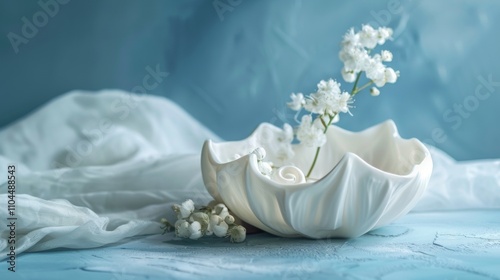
[252,147,266,160]
[258,161,273,176]
[177,221,190,238]
[385,68,398,83]
[188,221,202,239]
[341,68,356,83]
[370,87,380,96]
[213,222,229,237]
[230,225,247,243]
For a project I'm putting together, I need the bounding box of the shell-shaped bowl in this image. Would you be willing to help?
[201,120,433,238]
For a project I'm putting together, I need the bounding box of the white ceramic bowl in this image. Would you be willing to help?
[201,120,433,238]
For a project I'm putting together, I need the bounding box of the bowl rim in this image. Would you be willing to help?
[203,120,432,189]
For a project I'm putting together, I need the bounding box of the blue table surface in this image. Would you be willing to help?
[1,210,499,279]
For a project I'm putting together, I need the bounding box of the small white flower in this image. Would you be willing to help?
[229,225,246,243]
[377,27,393,45]
[365,59,387,87]
[172,199,195,219]
[175,220,190,238]
[336,92,353,114]
[303,96,322,114]
[188,221,203,240]
[359,24,378,49]
[341,28,359,48]
[189,212,209,232]
[381,50,393,62]
[210,215,229,237]
[180,199,195,218]
[225,215,235,225]
[339,25,398,90]
[384,67,398,83]
[340,46,370,74]
[218,208,229,220]
[252,147,266,161]
[304,79,350,115]
[214,203,230,219]
[370,87,380,96]
[341,67,356,83]
[258,161,273,176]
[316,79,341,95]
[287,93,305,111]
[297,115,326,148]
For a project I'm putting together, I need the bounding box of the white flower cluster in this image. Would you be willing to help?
[161,199,246,243]
[296,115,326,148]
[288,79,352,117]
[252,147,274,176]
[234,147,276,177]
[283,24,398,153]
[287,78,351,148]
[280,24,399,178]
[339,25,399,91]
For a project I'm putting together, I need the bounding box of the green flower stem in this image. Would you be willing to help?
[319,115,327,129]
[305,113,337,179]
[350,72,363,96]
[352,80,373,96]
[305,72,364,179]
[306,147,321,179]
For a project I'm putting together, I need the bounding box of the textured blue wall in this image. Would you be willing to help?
[1,0,499,160]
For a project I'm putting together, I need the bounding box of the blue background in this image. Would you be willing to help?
[1,0,499,160]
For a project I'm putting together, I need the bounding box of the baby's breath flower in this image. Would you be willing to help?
[180,199,194,218]
[172,199,195,219]
[341,28,359,48]
[175,220,190,238]
[214,204,230,219]
[287,93,305,111]
[210,215,229,237]
[341,67,357,83]
[384,68,398,84]
[163,200,246,243]
[359,24,379,49]
[225,215,235,225]
[258,161,273,176]
[284,24,399,179]
[377,27,393,44]
[252,147,266,160]
[297,115,326,148]
[317,79,340,94]
[370,87,380,96]
[229,225,247,243]
[337,92,353,115]
[303,79,351,116]
[190,212,210,232]
[339,24,397,89]
[381,50,393,62]
[188,221,203,240]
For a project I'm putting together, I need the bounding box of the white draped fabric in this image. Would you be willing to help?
[0,90,499,258]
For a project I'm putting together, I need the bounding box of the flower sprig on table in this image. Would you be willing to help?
[161,199,246,243]
[282,24,399,178]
